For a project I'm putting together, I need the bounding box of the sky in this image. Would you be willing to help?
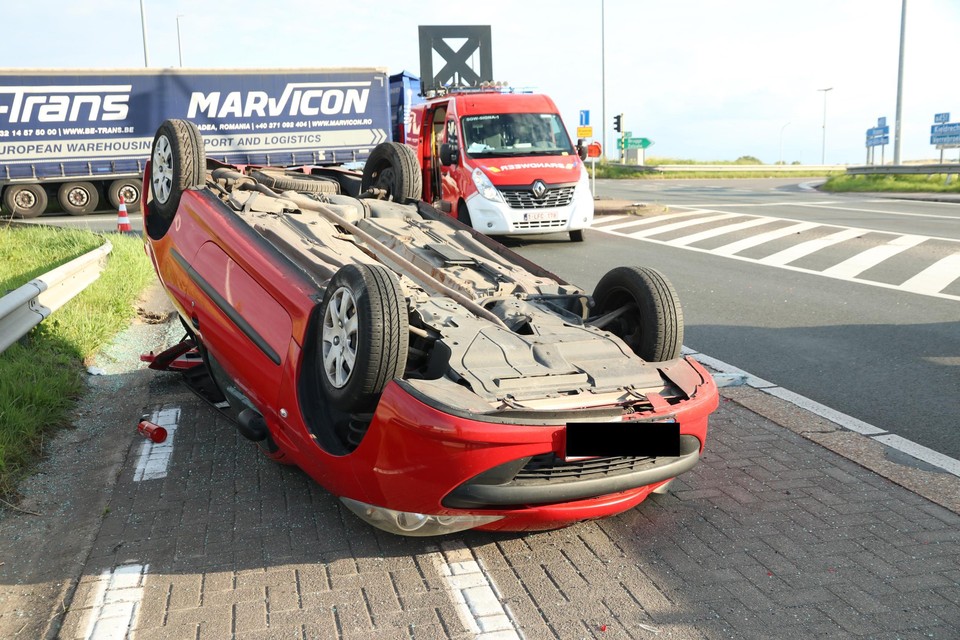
[0,0,957,165]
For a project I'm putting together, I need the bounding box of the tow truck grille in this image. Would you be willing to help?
[502,186,575,209]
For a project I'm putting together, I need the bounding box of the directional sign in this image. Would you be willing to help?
[577,126,593,139]
[579,110,590,126]
[931,123,960,135]
[935,112,950,124]
[866,135,889,147]
[931,134,960,146]
[867,126,890,138]
[617,137,652,150]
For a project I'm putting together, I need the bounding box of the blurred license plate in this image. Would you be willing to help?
[565,422,680,458]
[524,211,559,222]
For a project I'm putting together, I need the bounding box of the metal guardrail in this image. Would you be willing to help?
[0,240,112,354]
[846,163,960,175]
[654,164,847,173]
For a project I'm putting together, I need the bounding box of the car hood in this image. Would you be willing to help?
[473,156,583,186]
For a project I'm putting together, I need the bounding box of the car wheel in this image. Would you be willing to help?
[569,229,585,242]
[108,179,142,213]
[251,169,339,194]
[150,118,205,221]
[319,263,408,413]
[58,181,100,215]
[361,142,422,202]
[591,266,684,362]
[2,184,48,218]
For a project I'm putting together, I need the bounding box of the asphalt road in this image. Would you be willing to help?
[507,178,960,460]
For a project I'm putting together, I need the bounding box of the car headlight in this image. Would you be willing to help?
[472,168,504,203]
[340,497,503,537]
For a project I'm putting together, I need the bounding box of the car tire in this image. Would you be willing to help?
[361,142,422,202]
[251,169,339,194]
[2,184,48,218]
[107,179,142,213]
[592,266,684,362]
[569,229,585,242]
[318,263,409,412]
[58,181,100,216]
[150,118,205,221]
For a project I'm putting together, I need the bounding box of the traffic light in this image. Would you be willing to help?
[613,114,622,133]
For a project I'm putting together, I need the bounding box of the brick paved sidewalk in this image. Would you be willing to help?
[51,370,960,639]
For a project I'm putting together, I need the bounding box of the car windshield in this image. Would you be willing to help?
[461,113,574,158]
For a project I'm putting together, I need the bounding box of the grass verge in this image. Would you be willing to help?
[821,173,960,193]
[0,225,153,498]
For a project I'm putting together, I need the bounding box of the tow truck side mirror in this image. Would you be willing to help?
[576,138,588,161]
[440,143,459,166]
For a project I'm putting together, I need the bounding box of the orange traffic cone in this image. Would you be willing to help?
[116,195,131,232]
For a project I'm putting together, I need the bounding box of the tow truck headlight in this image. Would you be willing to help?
[340,497,503,537]
[472,168,504,203]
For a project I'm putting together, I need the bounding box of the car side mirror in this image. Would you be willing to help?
[440,143,459,166]
[576,138,588,161]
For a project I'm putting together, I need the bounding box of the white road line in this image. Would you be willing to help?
[683,347,960,476]
[796,202,960,221]
[81,564,149,640]
[678,200,840,208]
[434,541,522,639]
[758,227,866,266]
[626,212,743,238]
[597,209,710,232]
[668,216,777,246]
[133,406,181,481]
[821,235,927,279]
[898,251,960,294]
[711,221,819,256]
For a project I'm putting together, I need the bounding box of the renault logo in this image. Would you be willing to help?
[532,180,547,199]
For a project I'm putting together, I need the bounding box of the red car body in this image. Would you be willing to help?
[142,120,718,535]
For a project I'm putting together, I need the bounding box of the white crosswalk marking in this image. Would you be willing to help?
[898,252,960,294]
[626,212,742,238]
[669,216,777,246]
[712,221,819,256]
[758,227,866,266]
[821,235,927,278]
[598,209,709,232]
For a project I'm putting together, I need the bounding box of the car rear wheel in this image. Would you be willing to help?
[2,184,47,218]
[150,118,205,221]
[58,181,100,215]
[319,263,409,412]
[591,266,684,362]
[251,169,339,194]
[108,179,142,213]
[361,142,422,202]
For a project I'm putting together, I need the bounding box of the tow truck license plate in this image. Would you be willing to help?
[565,422,680,458]
[524,210,559,222]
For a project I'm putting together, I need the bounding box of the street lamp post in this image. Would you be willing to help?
[894,0,907,165]
[176,15,185,67]
[779,122,791,165]
[818,87,833,165]
[139,0,150,67]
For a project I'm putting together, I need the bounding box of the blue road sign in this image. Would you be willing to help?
[935,112,950,124]
[931,134,960,145]
[579,110,590,127]
[866,135,889,147]
[931,123,960,135]
[867,126,890,137]
[877,117,887,127]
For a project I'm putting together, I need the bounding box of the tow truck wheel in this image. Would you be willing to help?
[591,266,684,363]
[2,184,48,219]
[58,181,100,215]
[318,263,408,413]
[569,229,585,242]
[150,118,206,220]
[361,142,422,202]
[108,179,142,213]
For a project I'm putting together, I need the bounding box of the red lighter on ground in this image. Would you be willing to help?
[137,420,167,443]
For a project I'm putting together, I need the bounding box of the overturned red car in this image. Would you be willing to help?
[141,119,718,536]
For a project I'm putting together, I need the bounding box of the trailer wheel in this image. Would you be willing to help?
[2,184,47,218]
[318,263,408,413]
[591,266,684,363]
[361,142,422,202]
[250,169,339,194]
[108,179,142,213]
[150,119,205,220]
[58,182,100,216]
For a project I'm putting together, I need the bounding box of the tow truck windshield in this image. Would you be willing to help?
[461,113,574,158]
